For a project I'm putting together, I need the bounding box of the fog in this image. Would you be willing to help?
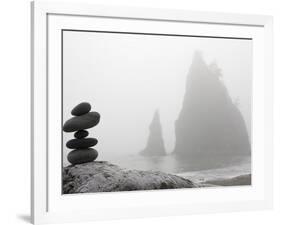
[63,31,252,165]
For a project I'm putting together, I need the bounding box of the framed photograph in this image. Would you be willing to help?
[31,1,273,224]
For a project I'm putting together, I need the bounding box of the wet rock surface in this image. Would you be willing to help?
[62,161,197,194]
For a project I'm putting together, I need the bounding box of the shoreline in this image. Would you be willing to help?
[203,174,251,186]
[177,172,251,187]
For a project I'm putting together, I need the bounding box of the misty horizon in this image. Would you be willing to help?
[62,31,252,166]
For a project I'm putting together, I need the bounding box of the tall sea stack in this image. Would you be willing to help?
[140,110,166,156]
[174,51,251,156]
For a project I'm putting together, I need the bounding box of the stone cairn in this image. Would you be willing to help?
[63,102,100,165]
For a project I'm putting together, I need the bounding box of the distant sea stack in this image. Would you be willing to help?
[140,110,166,156]
[174,51,251,156]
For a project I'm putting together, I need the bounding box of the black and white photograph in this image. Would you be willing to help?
[62,30,252,194]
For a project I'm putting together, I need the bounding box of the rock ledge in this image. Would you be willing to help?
[63,161,197,194]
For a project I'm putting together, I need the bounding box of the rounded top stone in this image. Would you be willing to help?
[63,111,100,132]
[71,102,91,116]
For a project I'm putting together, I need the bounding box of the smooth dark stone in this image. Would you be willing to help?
[66,138,98,149]
[71,102,91,116]
[63,112,100,132]
[74,130,89,139]
[67,148,98,165]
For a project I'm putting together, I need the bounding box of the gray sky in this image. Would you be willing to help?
[63,31,252,164]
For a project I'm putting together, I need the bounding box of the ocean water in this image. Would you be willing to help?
[93,153,251,183]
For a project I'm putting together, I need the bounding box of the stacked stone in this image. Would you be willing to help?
[63,102,100,165]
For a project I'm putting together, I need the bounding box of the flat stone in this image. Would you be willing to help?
[66,138,98,149]
[67,148,98,165]
[74,130,89,139]
[63,112,100,132]
[71,102,91,116]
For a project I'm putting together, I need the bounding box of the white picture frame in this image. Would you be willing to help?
[31,1,273,224]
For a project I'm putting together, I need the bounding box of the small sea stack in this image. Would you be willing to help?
[140,110,166,156]
[63,102,100,165]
